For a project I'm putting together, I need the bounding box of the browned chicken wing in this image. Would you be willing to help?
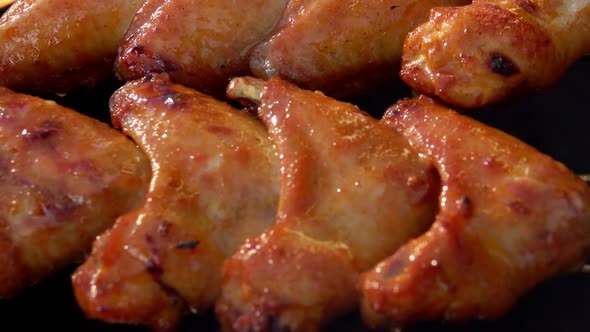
[0,0,14,9]
[72,74,279,331]
[115,0,289,97]
[401,0,590,108]
[248,0,470,98]
[361,96,590,328]
[0,86,150,298]
[216,77,439,332]
[0,0,145,93]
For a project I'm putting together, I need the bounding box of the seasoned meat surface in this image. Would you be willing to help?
[401,0,590,108]
[216,77,440,332]
[249,0,470,98]
[361,96,590,328]
[0,0,146,93]
[0,86,150,298]
[72,74,279,331]
[115,0,289,97]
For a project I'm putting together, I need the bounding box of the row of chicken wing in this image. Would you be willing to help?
[1,0,589,108]
[1,72,589,332]
[1,0,590,331]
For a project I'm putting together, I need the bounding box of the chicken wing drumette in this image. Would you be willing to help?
[216,77,440,332]
[115,0,289,96]
[0,0,145,93]
[248,0,470,98]
[0,86,150,298]
[72,74,279,331]
[401,0,590,108]
[361,96,590,328]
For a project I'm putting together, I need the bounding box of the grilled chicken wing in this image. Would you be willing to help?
[248,0,470,98]
[0,0,145,94]
[361,96,590,328]
[115,0,289,97]
[72,74,279,331]
[216,77,439,332]
[0,86,150,298]
[0,0,14,9]
[401,0,590,108]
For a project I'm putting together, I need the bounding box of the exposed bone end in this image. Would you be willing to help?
[226,77,267,106]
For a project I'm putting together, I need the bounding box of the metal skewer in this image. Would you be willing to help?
[579,174,590,272]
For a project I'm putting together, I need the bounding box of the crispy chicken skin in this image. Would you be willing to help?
[361,96,590,328]
[401,0,590,108]
[0,0,145,93]
[216,77,440,332]
[248,0,470,98]
[115,0,288,97]
[0,86,150,298]
[72,74,279,331]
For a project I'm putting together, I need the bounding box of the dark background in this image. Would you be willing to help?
[0,1,588,327]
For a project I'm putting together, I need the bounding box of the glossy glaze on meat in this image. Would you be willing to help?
[249,0,470,98]
[0,0,146,93]
[0,86,150,298]
[216,77,440,332]
[115,0,289,97]
[361,96,590,328]
[401,0,590,108]
[72,74,279,331]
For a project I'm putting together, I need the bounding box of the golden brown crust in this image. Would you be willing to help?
[249,0,469,98]
[361,96,590,328]
[217,77,439,331]
[0,0,145,93]
[0,86,150,298]
[401,0,590,108]
[72,74,279,331]
[115,0,288,97]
